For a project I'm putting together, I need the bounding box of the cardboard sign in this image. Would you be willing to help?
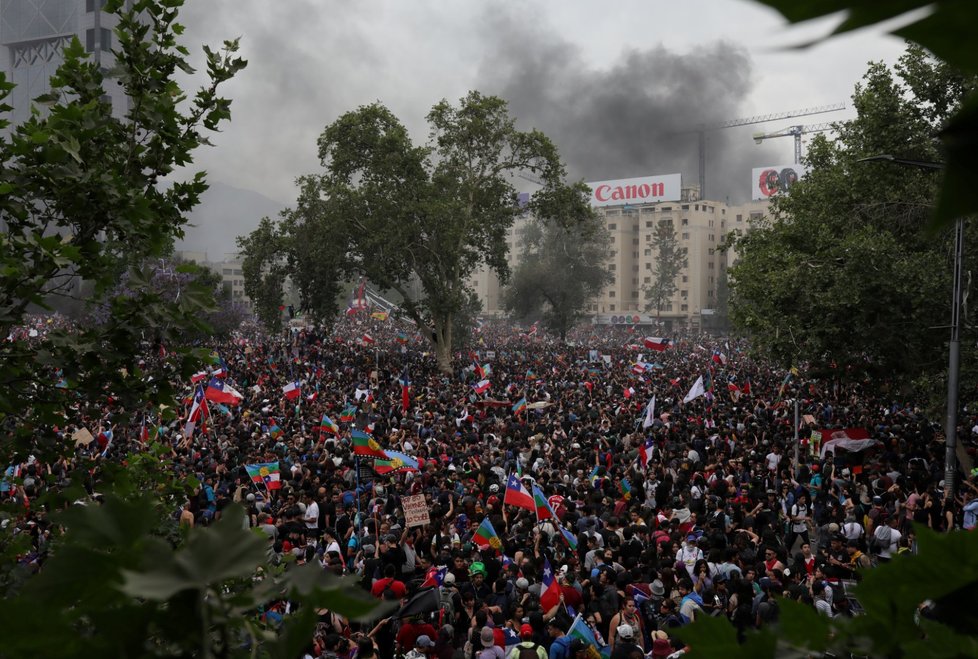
[402,494,430,528]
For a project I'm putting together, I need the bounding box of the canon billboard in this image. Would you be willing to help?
[751,164,808,200]
[586,173,682,207]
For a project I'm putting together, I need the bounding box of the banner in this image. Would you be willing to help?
[586,173,681,207]
[402,494,430,528]
[751,164,808,200]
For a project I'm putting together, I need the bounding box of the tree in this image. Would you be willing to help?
[238,217,290,330]
[0,0,385,654]
[244,92,582,372]
[751,0,978,230]
[728,47,978,396]
[642,221,687,319]
[502,199,612,341]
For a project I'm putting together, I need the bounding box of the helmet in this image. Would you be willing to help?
[469,561,486,576]
[489,484,500,493]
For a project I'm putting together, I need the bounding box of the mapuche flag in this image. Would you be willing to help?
[473,517,503,553]
[351,429,388,459]
[245,462,282,490]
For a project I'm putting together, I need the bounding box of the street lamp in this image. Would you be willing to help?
[857,154,959,498]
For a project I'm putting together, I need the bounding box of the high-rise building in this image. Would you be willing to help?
[470,173,770,330]
[0,0,129,126]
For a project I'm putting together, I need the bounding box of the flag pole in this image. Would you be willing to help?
[355,454,362,532]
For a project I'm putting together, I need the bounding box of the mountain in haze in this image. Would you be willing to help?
[177,181,287,261]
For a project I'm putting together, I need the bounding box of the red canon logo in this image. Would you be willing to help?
[594,181,666,203]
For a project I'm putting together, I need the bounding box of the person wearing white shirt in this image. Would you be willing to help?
[302,492,320,535]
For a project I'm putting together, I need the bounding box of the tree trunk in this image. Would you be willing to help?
[434,313,453,374]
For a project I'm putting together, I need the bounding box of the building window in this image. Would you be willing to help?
[709,220,714,227]
[608,264,616,271]
[609,291,615,298]
[708,248,715,255]
[682,218,689,226]
[609,304,616,311]
[682,232,690,240]
[632,239,639,246]
[645,263,652,270]
[644,249,651,256]
[750,212,763,221]
[661,206,672,212]
[646,221,654,228]
[681,304,688,311]
[632,265,639,272]
[223,268,233,275]
[736,214,743,222]
[632,278,639,285]
[607,223,617,230]
[610,277,616,284]
[631,291,639,298]
[709,234,715,241]
[695,204,699,211]
[708,290,714,298]
[681,290,688,298]
[644,276,651,283]
[681,204,689,210]
[665,304,673,311]
[709,262,715,269]
[645,234,651,242]
[682,275,688,282]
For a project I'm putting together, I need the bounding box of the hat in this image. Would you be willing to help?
[650,579,665,596]
[516,577,529,590]
[652,638,672,658]
[416,635,435,648]
[469,561,486,576]
[616,624,634,640]
[520,623,533,638]
[443,572,456,585]
[480,627,495,648]
[448,464,457,471]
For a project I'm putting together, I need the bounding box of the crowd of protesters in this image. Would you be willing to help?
[4,310,978,659]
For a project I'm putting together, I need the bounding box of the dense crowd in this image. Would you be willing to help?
[4,311,978,659]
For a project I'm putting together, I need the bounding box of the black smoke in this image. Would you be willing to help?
[475,9,783,203]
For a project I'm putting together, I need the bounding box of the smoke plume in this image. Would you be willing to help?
[476,9,781,203]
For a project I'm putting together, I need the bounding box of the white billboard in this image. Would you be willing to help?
[586,173,682,207]
[751,164,808,200]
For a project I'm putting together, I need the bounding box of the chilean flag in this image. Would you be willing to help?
[282,381,301,400]
[190,371,208,384]
[644,337,672,352]
[503,473,535,512]
[473,379,491,395]
[540,557,561,612]
[205,378,244,406]
[420,565,448,589]
[638,438,655,468]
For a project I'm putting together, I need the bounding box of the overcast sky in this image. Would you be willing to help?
[176,0,910,206]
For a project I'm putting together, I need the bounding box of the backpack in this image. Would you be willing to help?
[516,642,541,659]
[868,525,891,555]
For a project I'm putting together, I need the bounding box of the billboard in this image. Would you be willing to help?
[586,173,682,207]
[751,164,808,200]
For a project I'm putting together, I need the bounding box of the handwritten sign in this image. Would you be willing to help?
[402,494,430,528]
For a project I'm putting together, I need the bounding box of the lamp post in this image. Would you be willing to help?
[857,155,958,498]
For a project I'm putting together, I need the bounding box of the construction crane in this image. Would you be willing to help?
[752,122,837,164]
[683,102,845,199]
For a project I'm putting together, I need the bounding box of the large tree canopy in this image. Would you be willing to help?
[242,91,588,371]
[502,197,612,341]
[729,46,977,399]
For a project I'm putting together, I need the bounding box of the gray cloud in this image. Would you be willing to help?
[475,7,782,202]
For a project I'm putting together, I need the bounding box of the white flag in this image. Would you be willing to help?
[683,376,706,404]
[642,395,657,429]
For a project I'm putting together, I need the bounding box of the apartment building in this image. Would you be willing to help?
[470,174,769,329]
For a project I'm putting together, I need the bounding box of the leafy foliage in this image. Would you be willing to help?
[241,92,586,371]
[643,221,687,317]
[502,198,612,340]
[751,0,978,229]
[728,48,978,398]
[672,525,978,658]
[0,0,387,655]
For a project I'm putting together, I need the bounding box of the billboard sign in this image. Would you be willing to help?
[586,173,682,207]
[751,164,808,200]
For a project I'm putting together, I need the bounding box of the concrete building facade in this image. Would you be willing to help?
[470,177,769,330]
[0,0,129,126]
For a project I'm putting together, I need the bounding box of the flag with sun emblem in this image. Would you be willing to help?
[473,517,503,554]
[351,429,389,460]
[245,462,282,490]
